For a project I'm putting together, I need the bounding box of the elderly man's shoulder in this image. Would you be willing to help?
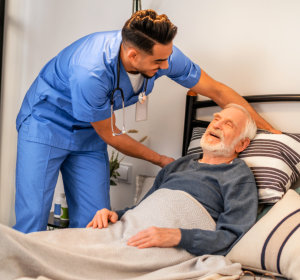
[229,158,256,183]
[233,157,251,170]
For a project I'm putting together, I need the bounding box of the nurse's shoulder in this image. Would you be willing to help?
[58,30,121,70]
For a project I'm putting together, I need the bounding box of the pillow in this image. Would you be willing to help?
[226,189,300,280]
[257,186,300,221]
[186,127,206,156]
[187,128,300,204]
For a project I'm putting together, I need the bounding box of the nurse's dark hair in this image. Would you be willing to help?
[122,9,177,54]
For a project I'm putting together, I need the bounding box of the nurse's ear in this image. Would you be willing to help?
[127,48,138,61]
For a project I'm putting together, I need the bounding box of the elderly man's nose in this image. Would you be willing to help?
[213,120,222,129]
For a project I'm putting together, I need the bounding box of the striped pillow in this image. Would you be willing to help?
[186,127,206,156]
[227,189,300,279]
[187,128,300,203]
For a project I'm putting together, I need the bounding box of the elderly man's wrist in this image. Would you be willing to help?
[177,228,189,248]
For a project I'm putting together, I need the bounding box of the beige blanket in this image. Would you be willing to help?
[0,189,242,280]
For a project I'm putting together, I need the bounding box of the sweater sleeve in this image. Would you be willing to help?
[178,174,258,256]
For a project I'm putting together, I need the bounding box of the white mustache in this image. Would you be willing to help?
[206,129,224,140]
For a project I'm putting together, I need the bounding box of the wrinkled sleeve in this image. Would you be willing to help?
[165,46,201,88]
[178,179,258,256]
[69,65,111,122]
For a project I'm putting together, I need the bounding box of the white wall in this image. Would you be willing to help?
[1,0,300,226]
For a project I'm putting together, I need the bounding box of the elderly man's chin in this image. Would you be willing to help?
[200,138,234,157]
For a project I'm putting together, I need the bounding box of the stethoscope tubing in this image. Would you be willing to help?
[110,45,148,136]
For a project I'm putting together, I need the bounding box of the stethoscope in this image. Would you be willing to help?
[110,48,148,136]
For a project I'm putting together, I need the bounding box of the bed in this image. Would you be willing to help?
[0,93,299,280]
[180,90,300,280]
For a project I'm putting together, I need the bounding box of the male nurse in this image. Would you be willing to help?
[14,9,279,233]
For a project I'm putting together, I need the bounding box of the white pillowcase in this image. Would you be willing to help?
[226,189,300,279]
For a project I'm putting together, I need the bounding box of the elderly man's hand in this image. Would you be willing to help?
[127,227,181,248]
[86,208,118,229]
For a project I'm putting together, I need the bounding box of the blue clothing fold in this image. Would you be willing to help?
[14,132,110,233]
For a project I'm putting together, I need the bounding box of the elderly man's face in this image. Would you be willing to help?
[200,107,247,156]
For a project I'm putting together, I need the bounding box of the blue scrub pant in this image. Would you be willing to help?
[13,137,110,233]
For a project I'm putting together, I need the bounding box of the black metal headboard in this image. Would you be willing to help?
[182,90,300,156]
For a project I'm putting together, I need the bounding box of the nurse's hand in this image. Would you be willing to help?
[86,208,118,229]
[158,155,175,168]
[269,128,282,134]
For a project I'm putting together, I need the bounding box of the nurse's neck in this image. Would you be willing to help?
[120,43,140,75]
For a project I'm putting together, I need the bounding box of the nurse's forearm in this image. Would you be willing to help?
[107,133,167,166]
[191,71,281,134]
[91,119,173,167]
[210,86,273,131]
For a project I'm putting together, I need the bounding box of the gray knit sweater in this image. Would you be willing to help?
[116,154,258,256]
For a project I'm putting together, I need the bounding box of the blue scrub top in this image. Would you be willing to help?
[16,30,201,151]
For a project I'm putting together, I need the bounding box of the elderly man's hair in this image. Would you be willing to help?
[224,103,257,140]
[122,9,177,54]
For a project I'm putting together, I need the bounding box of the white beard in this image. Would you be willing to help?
[200,132,239,157]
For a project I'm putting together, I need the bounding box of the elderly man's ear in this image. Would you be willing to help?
[235,138,251,154]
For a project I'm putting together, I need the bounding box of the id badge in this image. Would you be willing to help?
[135,97,148,121]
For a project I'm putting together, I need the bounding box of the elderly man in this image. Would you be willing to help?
[87,103,258,256]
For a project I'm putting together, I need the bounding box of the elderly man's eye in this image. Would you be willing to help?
[226,122,233,128]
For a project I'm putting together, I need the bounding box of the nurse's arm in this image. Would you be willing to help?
[190,70,281,134]
[91,115,174,168]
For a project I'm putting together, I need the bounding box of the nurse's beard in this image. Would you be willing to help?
[141,72,156,79]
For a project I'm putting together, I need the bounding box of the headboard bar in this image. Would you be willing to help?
[194,94,300,108]
[182,92,197,156]
[182,92,300,156]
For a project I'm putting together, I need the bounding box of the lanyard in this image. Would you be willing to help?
[110,47,148,136]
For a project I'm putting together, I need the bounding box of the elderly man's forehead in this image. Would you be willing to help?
[222,107,247,116]
[216,107,248,124]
